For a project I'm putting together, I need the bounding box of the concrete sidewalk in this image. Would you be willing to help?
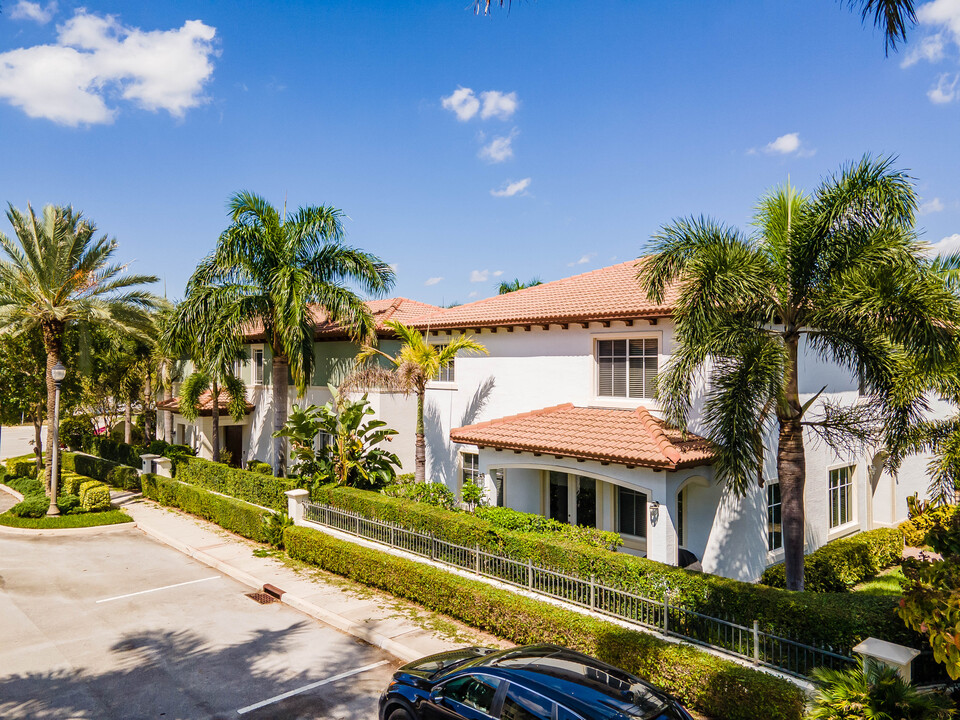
[117,494,508,664]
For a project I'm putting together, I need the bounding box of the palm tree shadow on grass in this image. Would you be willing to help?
[0,622,379,720]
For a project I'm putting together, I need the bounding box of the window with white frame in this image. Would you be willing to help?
[433,345,455,383]
[253,348,265,385]
[617,487,647,538]
[767,482,782,550]
[315,431,334,453]
[462,452,480,487]
[829,465,855,528]
[597,339,658,399]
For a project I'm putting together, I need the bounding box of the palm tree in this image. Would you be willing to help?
[354,320,488,483]
[476,1,917,54]
[188,191,395,475]
[0,204,158,495]
[165,288,248,463]
[497,277,543,294]
[641,157,960,590]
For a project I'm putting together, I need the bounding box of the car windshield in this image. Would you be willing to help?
[405,648,496,679]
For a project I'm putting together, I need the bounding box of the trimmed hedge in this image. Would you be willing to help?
[474,505,622,550]
[82,436,142,468]
[141,473,271,542]
[0,509,132,529]
[309,484,912,649]
[6,455,39,479]
[284,525,805,720]
[174,457,299,512]
[761,528,904,592]
[78,480,111,511]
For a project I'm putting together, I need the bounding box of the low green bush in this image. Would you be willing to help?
[475,505,622,550]
[899,504,959,548]
[284,525,805,720]
[0,509,132,529]
[6,455,39,479]
[141,473,271,542]
[79,480,111,511]
[383,479,458,509]
[57,493,82,514]
[310,484,913,649]
[9,494,50,518]
[106,465,140,491]
[7,475,44,497]
[761,528,904,592]
[174,457,299,511]
[246,460,273,475]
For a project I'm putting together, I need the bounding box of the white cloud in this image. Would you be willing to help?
[764,132,801,155]
[441,86,480,121]
[479,128,518,163]
[931,232,960,256]
[917,0,960,45]
[424,276,443,286]
[470,270,490,282]
[0,10,218,126]
[480,90,518,120]
[901,32,947,67]
[10,1,57,24]
[567,253,595,267]
[929,72,960,103]
[468,291,479,298]
[921,197,946,214]
[494,270,503,277]
[490,177,532,197]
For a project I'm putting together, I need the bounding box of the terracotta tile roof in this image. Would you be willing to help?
[450,403,715,470]
[156,389,254,416]
[412,258,677,330]
[243,297,441,341]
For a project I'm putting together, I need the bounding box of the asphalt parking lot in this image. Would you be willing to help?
[0,526,401,719]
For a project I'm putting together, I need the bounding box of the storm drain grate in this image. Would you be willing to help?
[245,591,278,605]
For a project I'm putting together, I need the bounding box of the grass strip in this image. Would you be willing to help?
[0,509,133,529]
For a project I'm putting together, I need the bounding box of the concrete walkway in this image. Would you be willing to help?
[116,494,508,663]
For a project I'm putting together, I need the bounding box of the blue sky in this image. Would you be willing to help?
[1,0,960,306]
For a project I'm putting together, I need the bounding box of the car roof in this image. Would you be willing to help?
[446,644,670,720]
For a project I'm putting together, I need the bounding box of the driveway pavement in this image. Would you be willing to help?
[0,526,400,719]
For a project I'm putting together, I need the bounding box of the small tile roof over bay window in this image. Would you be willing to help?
[450,404,715,470]
[156,389,254,416]
[412,258,678,331]
[243,297,442,341]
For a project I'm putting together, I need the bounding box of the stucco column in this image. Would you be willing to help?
[645,479,678,566]
[286,488,309,525]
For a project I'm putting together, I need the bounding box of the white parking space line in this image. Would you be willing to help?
[95,576,220,603]
[236,659,391,715]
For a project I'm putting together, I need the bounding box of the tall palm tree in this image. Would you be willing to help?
[165,287,249,463]
[497,277,543,294]
[188,191,395,475]
[0,204,158,495]
[641,157,960,590]
[476,1,917,54]
[354,320,488,483]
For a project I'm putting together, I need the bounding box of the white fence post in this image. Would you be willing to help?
[285,489,309,525]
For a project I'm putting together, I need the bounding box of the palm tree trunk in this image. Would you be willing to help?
[415,387,426,483]
[32,408,43,475]
[211,378,220,463]
[41,320,63,497]
[272,355,289,476]
[780,333,806,591]
[144,372,154,442]
[163,370,174,443]
[124,401,132,444]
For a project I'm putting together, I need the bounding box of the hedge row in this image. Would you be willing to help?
[309,484,912,649]
[5,455,39,479]
[174,456,299,512]
[284,525,805,720]
[760,527,904,592]
[141,473,270,542]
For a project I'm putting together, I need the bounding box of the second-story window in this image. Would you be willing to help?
[433,345,455,383]
[597,338,658,399]
[254,348,264,385]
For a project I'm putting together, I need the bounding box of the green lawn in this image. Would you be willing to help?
[0,509,133,529]
[852,565,905,597]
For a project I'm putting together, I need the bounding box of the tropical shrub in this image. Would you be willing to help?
[174,456,299,511]
[760,528,904,592]
[808,658,953,719]
[899,499,960,548]
[284,525,805,720]
[59,414,96,451]
[383,479,458,510]
[57,493,82,514]
[141,473,271,542]
[475,505,623,550]
[9,494,49,518]
[461,479,486,511]
[263,511,293,549]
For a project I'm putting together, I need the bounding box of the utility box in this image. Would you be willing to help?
[853,637,921,683]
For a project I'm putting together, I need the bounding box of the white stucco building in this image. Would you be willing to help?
[162,260,943,581]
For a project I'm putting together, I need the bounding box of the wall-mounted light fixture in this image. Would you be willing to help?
[649,500,660,526]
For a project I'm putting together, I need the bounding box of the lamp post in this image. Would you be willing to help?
[46,361,66,517]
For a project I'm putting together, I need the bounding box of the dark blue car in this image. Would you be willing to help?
[378,644,695,720]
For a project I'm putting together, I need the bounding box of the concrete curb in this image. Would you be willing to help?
[0,483,140,536]
[134,520,422,663]
[0,482,25,502]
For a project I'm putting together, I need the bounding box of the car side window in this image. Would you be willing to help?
[441,674,501,714]
[499,683,553,720]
